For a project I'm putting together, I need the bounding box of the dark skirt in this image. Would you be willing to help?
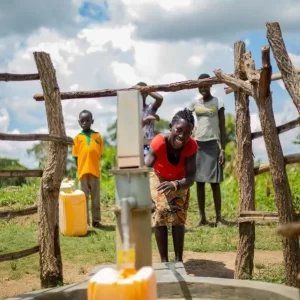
[195,140,224,183]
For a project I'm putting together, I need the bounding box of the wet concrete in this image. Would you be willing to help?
[5,262,300,300]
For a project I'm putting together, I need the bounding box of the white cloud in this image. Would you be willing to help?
[0,0,78,38]
[0,108,9,133]
[128,0,300,42]
[1,0,300,169]
[0,109,37,165]
[244,39,250,47]
[251,98,300,162]
[277,80,286,90]
[79,24,135,53]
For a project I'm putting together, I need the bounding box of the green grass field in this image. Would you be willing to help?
[1,167,300,297]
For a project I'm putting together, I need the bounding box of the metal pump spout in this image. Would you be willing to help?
[120,196,137,251]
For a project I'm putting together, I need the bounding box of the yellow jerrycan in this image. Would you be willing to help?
[88,266,157,300]
[59,189,88,237]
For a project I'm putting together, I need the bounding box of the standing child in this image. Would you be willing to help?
[72,110,104,229]
[188,73,226,227]
[134,82,163,157]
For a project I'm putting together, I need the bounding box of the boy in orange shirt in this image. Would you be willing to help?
[72,110,104,229]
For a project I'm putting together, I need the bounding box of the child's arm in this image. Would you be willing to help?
[149,92,163,111]
[72,136,78,168]
[134,84,163,111]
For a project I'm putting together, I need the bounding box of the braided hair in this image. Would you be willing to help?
[171,108,195,129]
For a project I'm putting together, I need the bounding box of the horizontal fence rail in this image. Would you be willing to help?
[251,117,300,140]
[0,133,73,145]
[237,211,300,223]
[33,77,222,101]
[33,68,300,102]
[0,246,40,262]
[0,206,37,220]
[0,73,39,82]
[0,170,43,177]
[254,153,300,175]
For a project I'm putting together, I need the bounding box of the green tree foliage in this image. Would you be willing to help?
[26,141,77,178]
[223,113,237,177]
[225,113,236,144]
[26,141,48,169]
[26,140,115,180]
[0,157,27,187]
[293,134,300,145]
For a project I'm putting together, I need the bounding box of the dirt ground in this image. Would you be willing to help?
[1,250,283,299]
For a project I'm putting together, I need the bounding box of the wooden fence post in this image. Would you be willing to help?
[34,52,68,288]
[215,45,300,288]
[233,41,255,279]
[266,22,300,114]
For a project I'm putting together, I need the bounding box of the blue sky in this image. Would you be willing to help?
[1,0,300,166]
[79,1,110,23]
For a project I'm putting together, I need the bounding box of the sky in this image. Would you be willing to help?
[1,0,300,168]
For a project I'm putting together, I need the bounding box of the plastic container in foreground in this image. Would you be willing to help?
[88,266,157,300]
[59,190,88,237]
[60,178,77,193]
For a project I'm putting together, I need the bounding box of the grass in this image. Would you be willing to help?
[1,167,300,295]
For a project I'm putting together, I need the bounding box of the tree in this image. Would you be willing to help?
[0,157,27,187]
[223,113,237,177]
[27,141,77,178]
[225,112,236,144]
[292,134,300,145]
[27,141,48,169]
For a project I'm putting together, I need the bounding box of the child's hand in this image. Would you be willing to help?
[142,115,159,127]
[153,114,160,121]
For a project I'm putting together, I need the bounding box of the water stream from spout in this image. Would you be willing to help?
[121,197,130,251]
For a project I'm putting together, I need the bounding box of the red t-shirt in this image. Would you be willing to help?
[150,134,198,181]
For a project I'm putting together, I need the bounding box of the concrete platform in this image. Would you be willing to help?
[5,263,300,299]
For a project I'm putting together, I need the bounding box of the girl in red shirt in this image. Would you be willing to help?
[145,108,197,263]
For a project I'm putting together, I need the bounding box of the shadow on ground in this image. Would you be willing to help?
[184,259,234,278]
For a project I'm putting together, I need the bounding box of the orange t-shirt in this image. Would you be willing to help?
[72,130,103,179]
[150,134,197,181]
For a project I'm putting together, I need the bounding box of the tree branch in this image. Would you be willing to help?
[266,22,300,114]
[214,69,253,96]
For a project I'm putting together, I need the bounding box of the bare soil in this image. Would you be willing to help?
[1,250,283,299]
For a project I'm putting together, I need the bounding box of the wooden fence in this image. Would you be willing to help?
[0,53,72,288]
[1,21,300,290]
